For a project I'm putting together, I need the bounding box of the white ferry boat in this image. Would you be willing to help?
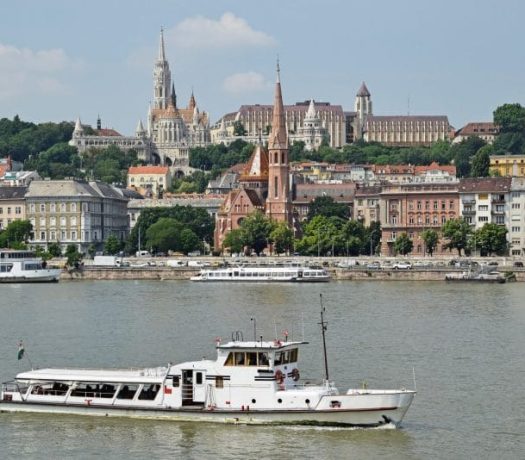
[0,250,61,283]
[0,312,415,427]
[190,265,330,282]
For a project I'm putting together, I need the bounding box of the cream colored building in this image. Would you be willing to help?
[0,187,27,231]
[25,180,129,252]
[127,165,171,198]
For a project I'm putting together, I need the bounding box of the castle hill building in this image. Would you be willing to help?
[453,122,499,144]
[214,64,293,250]
[70,29,210,176]
[292,183,356,222]
[25,180,130,252]
[379,182,460,256]
[489,155,525,177]
[0,186,27,230]
[354,185,381,227]
[211,99,345,149]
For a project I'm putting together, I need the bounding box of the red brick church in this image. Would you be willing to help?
[214,63,293,250]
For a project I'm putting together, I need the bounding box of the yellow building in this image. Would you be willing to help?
[127,165,171,197]
[490,155,525,177]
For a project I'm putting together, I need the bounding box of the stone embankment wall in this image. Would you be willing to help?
[61,266,525,282]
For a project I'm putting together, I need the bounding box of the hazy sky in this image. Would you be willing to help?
[1,0,524,135]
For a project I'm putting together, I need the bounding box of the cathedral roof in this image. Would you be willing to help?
[240,143,269,181]
[356,82,370,97]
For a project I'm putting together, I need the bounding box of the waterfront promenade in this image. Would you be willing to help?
[60,256,525,282]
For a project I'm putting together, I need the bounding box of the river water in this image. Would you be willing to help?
[0,280,524,459]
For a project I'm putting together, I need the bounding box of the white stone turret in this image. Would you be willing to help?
[136,119,146,136]
[305,99,317,120]
[354,82,372,140]
[73,117,83,137]
[192,106,200,126]
[153,28,172,110]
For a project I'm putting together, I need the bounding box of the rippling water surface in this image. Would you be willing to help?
[1,280,524,459]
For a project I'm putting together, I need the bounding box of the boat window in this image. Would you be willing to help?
[275,351,289,364]
[274,352,282,365]
[70,383,116,398]
[0,265,13,272]
[196,372,203,384]
[172,376,180,387]
[116,384,139,400]
[30,382,69,396]
[138,384,160,400]
[224,353,234,366]
[215,376,224,388]
[258,352,269,366]
[234,352,245,366]
[289,349,298,363]
[246,352,258,366]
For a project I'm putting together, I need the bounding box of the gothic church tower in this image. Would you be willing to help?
[153,28,171,110]
[354,81,372,140]
[265,62,292,225]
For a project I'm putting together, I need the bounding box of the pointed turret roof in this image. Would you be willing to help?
[189,91,196,110]
[74,117,83,132]
[240,143,269,181]
[357,81,370,97]
[192,105,199,125]
[158,28,166,61]
[136,119,145,134]
[171,82,177,108]
[305,99,317,119]
[268,60,287,149]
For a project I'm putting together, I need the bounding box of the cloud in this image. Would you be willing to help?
[223,71,272,94]
[0,43,81,100]
[169,12,276,49]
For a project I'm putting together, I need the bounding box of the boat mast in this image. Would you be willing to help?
[319,294,329,381]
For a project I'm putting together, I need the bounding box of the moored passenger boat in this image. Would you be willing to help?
[190,265,330,282]
[0,250,61,283]
[1,310,415,427]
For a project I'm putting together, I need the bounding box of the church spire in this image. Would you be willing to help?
[268,60,287,150]
[158,27,166,62]
[171,82,177,108]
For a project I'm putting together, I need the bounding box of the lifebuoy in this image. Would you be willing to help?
[291,368,300,382]
[274,369,284,384]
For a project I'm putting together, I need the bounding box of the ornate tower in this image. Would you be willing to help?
[153,28,171,110]
[354,82,372,139]
[266,62,292,224]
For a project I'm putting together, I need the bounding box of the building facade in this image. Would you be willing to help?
[509,177,525,256]
[0,187,26,231]
[453,122,499,144]
[127,165,171,198]
[489,155,525,177]
[25,180,129,252]
[379,183,460,256]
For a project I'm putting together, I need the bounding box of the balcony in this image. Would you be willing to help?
[491,209,505,215]
[462,199,476,205]
[462,209,476,215]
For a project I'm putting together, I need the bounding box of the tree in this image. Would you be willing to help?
[421,229,439,256]
[47,242,62,258]
[178,228,202,254]
[65,244,82,268]
[239,211,274,255]
[104,235,123,255]
[493,103,525,133]
[307,196,350,221]
[394,233,413,255]
[0,220,33,248]
[474,223,508,256]
[222,229,243,254]
[233,121,247,136]
[471,145,492,177]
[366,221,382,256]
[442,218,472,256]
[145,218,183,254]
[270,222,294,255]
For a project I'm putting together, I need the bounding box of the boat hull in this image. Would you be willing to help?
[0,392,414,427]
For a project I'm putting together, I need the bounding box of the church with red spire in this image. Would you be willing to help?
[214,63,293,250]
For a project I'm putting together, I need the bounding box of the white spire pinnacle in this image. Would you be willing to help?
[74,117,82,132]
[306,99,316,119]
[158,27,166,61]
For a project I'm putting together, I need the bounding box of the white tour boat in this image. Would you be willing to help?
[0,308,415,427]
[0,250,61,283]
[190,264,330,282]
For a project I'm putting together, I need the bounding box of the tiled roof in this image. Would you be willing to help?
[96,128,122,137]
[456,122,499,136]
[240,144,269,181]
[128,166,169,175]
[0,186,27,200]
[367,115,449,122]
[458,177,512,193]
[355,185,382,197]
[414,162,456,175]
[372,164,415,174]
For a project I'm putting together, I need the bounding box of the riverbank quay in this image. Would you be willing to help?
[60,263,525,282]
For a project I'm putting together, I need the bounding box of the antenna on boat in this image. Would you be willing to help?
[318,294,329,381]
[412,367,417,391]
[250,317,257,342]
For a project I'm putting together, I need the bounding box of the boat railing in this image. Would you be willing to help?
[2,381,29,396]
